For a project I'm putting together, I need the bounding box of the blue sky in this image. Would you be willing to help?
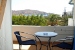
[12,0,73,15]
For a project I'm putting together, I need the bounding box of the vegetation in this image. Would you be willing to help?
[12,13,72,26]
[12,15,47,26]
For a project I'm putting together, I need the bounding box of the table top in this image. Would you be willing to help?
[35,32,58,37]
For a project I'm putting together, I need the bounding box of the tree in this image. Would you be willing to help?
[61,14,73,26]
[12,14,47,26]
[48,14,61,26]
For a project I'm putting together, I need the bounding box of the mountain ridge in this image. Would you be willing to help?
[12,9,50,16]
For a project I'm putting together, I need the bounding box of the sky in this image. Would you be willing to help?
[12,0,73,15]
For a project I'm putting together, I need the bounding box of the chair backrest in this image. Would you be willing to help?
[14,31,22,45]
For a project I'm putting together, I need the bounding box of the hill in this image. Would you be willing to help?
[12,9,49,16]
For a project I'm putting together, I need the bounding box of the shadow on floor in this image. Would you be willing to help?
[13,44,62,50]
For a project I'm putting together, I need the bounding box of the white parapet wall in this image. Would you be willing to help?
[12,25,74,42]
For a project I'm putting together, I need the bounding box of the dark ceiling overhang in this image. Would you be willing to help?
[69,0,74,5]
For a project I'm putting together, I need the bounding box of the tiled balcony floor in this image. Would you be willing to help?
[13,43,63,50]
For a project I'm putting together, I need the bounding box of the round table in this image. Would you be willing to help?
[35,32,58,50]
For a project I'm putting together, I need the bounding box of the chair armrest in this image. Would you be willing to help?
[21,32,35,37]
[65,36,73,40]
[20,32,37,41]
[52,38,67,46]
[55,39,67,41]
[15,34,34,40]
[66,38,73,40]
[66,36,73,38]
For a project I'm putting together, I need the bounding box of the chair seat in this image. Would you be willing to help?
[22,40,36,45]
[52,42,72,49]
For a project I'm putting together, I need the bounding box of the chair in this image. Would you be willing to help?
[51,36,74,50]
[14,31,37,50]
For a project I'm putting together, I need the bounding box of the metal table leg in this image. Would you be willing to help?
[48,37,51,50]
[36,36,52,50]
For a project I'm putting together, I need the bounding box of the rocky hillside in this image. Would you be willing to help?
[12,9,49,16]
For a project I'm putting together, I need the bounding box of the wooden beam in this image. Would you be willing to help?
[0,0,7,28]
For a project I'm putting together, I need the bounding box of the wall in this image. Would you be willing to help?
[12,25,74,42]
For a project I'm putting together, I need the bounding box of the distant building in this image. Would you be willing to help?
[68,18,73,26]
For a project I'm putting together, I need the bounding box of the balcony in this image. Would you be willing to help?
[12,25,73,50]
[13,43,64,50]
